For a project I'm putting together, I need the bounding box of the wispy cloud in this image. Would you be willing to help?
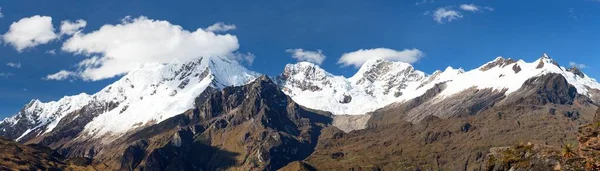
[0,72,13,78]
[45,70,75,80]
[569,62,587,69]
[415,0,435,6]
[0,7,4,18]
[6,62,21,68]
[459,4,494,12]
[432,7,463,24]
[286,49,326,65]
[427,4,493,24]
[568,8,577,20]
[46,49,56,55]
[60,19,87,35]
[338,48,423,68]
[205,22,236,32]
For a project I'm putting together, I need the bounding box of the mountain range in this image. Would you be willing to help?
[1,53,599,170]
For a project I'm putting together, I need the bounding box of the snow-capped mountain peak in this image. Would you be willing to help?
[3,53,600,143]
[1,56,259,141]
[279,58,430,115]
[83,56,259,138]
[0,93,92,141]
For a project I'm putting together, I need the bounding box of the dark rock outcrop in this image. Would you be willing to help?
[480,57,516,71]
[503,73,582,106]
[568,67,585,78]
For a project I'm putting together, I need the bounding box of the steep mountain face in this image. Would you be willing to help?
[55,76,331,170]
[0,56,259,143]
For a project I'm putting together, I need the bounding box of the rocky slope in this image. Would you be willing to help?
[483,108,600,170]
[0,137,99,170]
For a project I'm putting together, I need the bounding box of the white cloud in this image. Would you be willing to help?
[46,49,56,55]
[286,48,326,65]
[337,48,424,68]
[460,4,494,12]
[2,15,58,51]
[45,70,75,80]
[432,7,463,24]
[6,62,21,68]
[569,62,587,69]
[60,19,87,35]
[429,5,493,24]
[459,4,479,12]
[205,22,236,32]
[60,16,243,81]
[0,7,4,18]
[232,52,255,66]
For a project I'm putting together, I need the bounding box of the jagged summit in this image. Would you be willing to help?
[542,53,550,58]
[480,56,517,71]
[568,66,585,78]
[535,53,560,69]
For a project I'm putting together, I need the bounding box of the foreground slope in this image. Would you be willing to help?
[0,137,99,170]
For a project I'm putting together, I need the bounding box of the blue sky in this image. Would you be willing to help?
[0,0,599,119]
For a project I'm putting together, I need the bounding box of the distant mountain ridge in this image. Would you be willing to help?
[278,53,600,115]
[2,53,600,143]
[1,53,600,170]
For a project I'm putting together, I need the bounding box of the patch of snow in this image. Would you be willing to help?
[15,129,32,142]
